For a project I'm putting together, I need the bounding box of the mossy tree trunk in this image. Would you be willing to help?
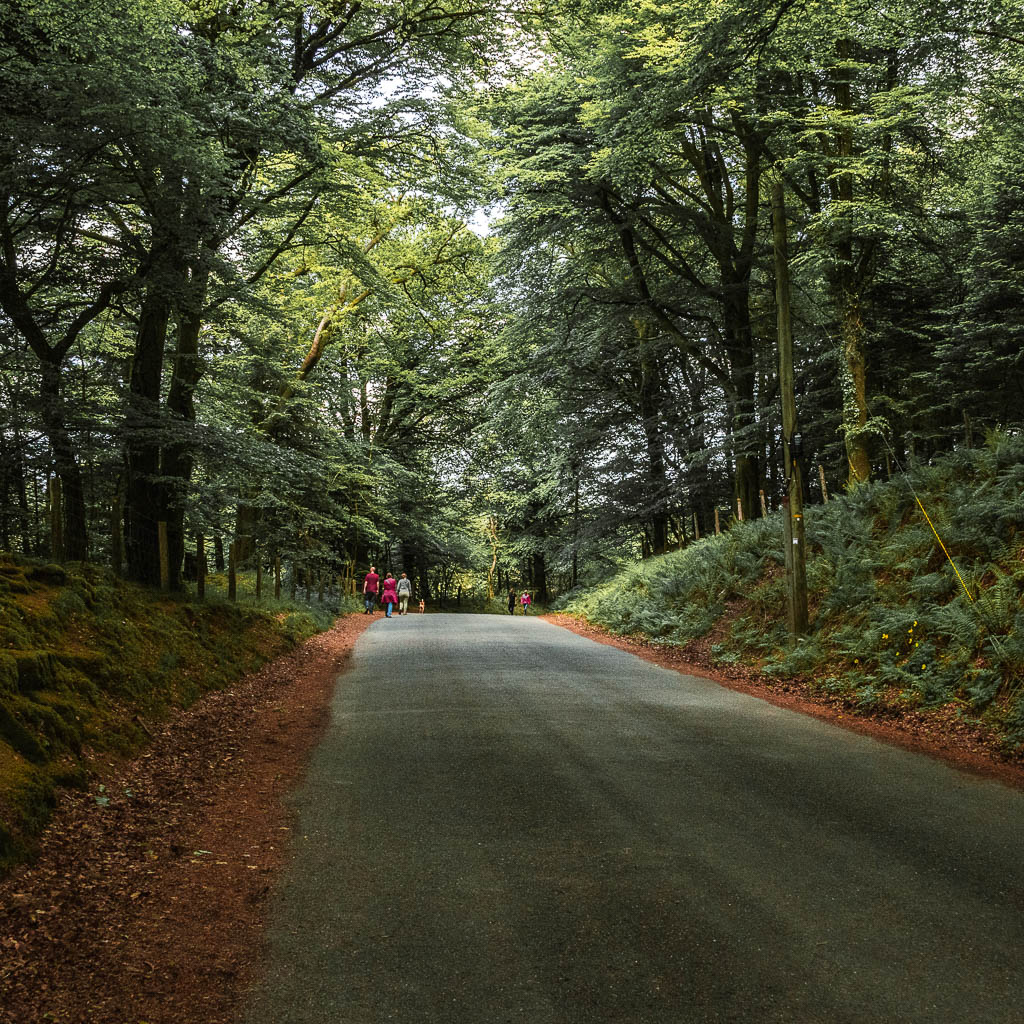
[124,271,173,586]
[163,264,211,590]
[830,35,875,487]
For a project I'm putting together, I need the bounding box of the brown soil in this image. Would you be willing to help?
[544,613,1024,791]
[0,613,374,1024]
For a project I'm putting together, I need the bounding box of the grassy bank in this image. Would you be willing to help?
[560,433,1024,750]
[0,556,349,870]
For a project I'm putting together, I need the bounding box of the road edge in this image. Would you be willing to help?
[543,613,1024,792]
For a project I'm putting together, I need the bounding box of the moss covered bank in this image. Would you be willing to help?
[0,556,335,871]
[560,434,1024,752]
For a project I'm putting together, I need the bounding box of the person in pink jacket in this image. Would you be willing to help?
[520,591,532,614]
[380,573,399,618]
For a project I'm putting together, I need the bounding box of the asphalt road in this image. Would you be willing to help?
[245,614,1024,1024]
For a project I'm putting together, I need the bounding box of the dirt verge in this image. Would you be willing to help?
[0,613,374,1024]
[544,613,1024,792]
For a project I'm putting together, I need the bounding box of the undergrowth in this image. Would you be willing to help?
[0,556,348,872]
[560,432,1024,749]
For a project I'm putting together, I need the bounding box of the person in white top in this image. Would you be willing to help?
[396,572,413,615]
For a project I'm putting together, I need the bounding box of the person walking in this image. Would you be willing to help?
[507,588,516,615]
[397,572,413,615]
[520,590,532,614]
[362,565,380,613]
[381,573,399,618]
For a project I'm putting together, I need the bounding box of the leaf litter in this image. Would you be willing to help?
[0,613,374,1024]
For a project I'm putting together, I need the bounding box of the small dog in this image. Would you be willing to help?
[418,599,426,613]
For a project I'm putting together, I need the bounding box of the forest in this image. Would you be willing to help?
[1,0,1023,608]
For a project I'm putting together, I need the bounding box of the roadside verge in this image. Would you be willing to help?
[0,613,374,1024]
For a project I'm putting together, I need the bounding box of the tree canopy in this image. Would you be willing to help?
[2,0,1022,605]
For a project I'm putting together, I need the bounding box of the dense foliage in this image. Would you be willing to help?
[563,433,1024,747]
[0,0,527,600]
[2,0,1023,617]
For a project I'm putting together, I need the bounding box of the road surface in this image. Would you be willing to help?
[245,614,1024,1023]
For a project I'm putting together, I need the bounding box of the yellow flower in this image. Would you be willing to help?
[854,658,859,664]
[914,621,918,626]
[882,633,888,640]
[921,663,926,670]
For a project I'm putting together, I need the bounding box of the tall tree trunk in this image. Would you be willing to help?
[532,551,548,604]
[636,321,669,553]
[840,293,871,483]
[39,359,89,560]
[723,289,762,520]
[125,283,172,584]
[833,35,872,485]
[163,266,210,589]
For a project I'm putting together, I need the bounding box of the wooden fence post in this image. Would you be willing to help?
[111,487,124,577]
[818,464,830,504]
[228,541,237,601]
[158,521,170,591]
[197,535,206,599]
[49,475,64,561]
[714,508,721,535]
[760,489,768,516]
[693,512,700,541]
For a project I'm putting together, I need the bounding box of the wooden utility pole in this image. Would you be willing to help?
[772,180,809,636]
